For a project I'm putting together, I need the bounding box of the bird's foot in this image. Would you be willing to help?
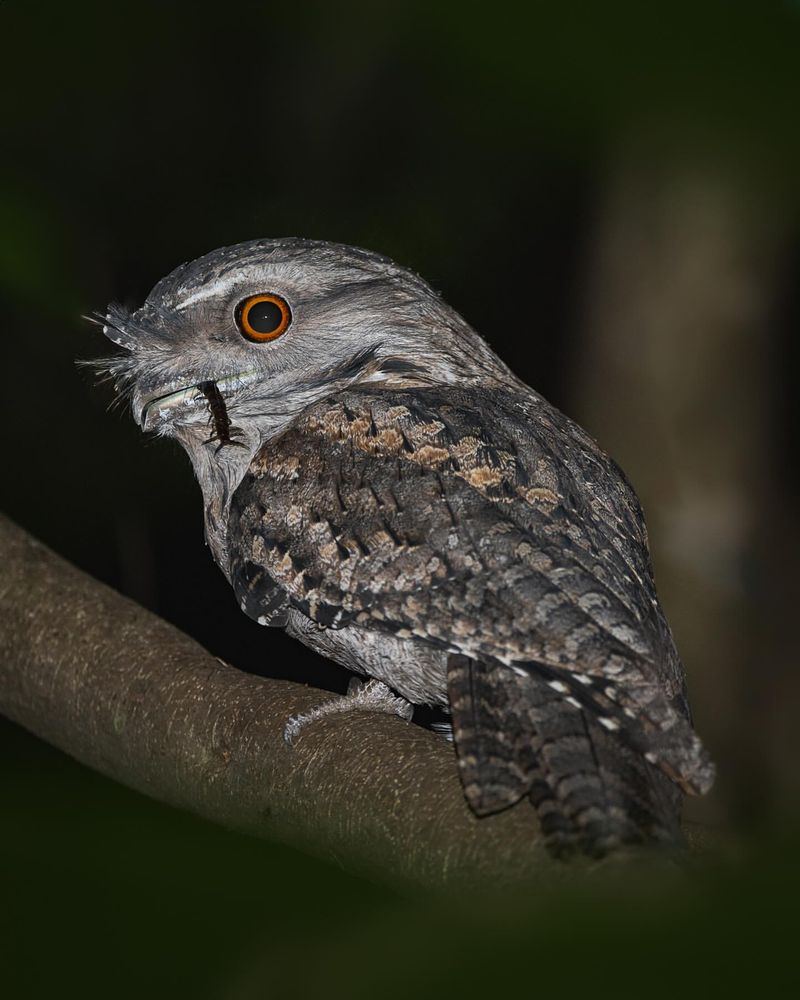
[283,678,413,745]
[430,719,454,742]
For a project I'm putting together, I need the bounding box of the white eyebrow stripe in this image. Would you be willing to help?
[174,275,240,310]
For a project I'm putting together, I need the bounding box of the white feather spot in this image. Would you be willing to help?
[565,696,581,709]
[548,680,569,693]
[599,717,620,731]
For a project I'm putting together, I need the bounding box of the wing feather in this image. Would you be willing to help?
[227,385,713,794]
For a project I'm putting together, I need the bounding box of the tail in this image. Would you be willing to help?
[448,655,688,858]
[525,685,683,857]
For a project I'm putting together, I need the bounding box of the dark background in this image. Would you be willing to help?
[1,1,798,996]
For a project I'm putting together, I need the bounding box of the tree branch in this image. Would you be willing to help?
[0,513,553,891]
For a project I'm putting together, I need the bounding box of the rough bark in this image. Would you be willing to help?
[0,513,561,892]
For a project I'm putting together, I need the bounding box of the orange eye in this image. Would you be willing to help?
[235,293,292,342]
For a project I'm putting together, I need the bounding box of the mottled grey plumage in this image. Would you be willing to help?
[98,237,714,858]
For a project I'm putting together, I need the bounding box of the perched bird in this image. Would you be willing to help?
[98,238,714,858]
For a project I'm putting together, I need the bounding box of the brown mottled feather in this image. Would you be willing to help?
[228,384,713,852]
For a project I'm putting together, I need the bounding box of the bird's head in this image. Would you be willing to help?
[97,239,508,464]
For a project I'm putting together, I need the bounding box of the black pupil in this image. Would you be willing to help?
[247,299,283,334]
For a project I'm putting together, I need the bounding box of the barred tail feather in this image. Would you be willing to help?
[448,655,690,858]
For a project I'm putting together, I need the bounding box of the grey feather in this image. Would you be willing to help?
[98,237,714,858]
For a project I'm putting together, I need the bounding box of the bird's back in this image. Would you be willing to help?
[227,383,712,856]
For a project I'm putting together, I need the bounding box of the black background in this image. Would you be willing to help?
[1,1,798,996]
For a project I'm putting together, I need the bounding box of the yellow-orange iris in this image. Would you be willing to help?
[236,293,292,342]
